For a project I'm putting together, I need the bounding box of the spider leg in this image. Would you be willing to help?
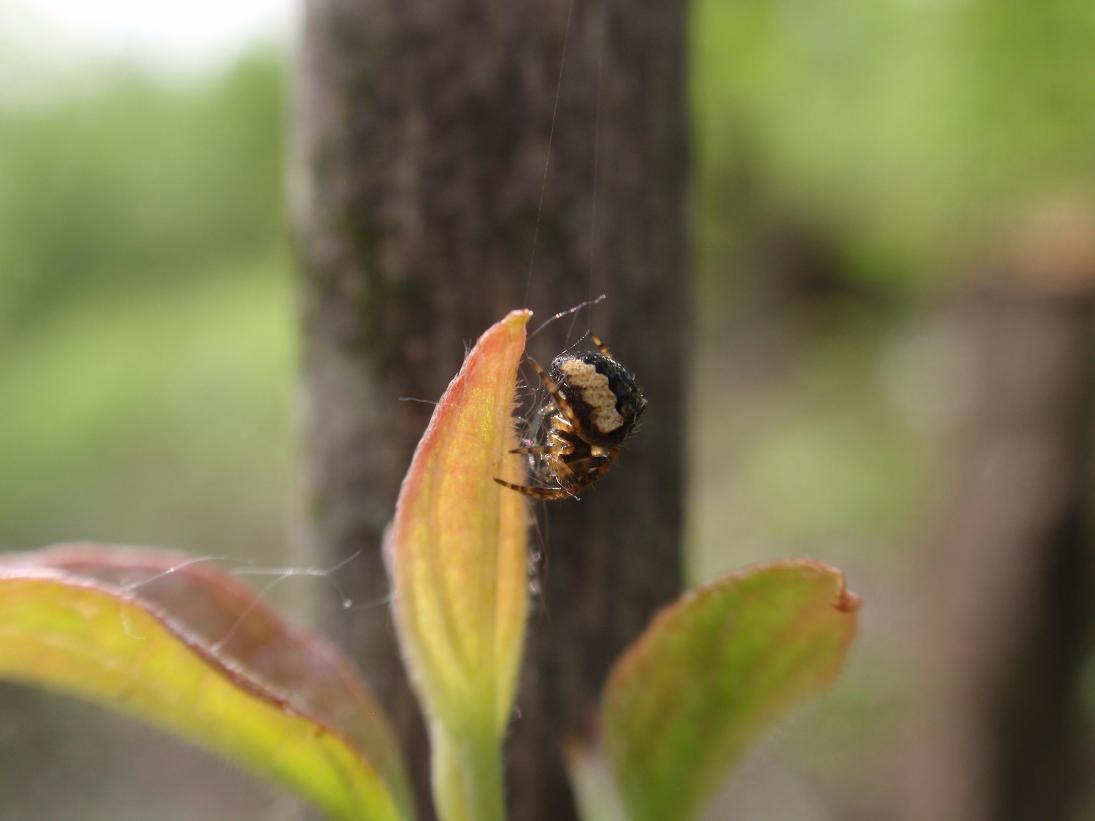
[560,449,618,483]
[590,334,613,358]
[526,357,583,434]
[510,432,574,457]
[546,453,579,483]
[492,478,577,501]
[512,426,578,459]
[494,447,586,501]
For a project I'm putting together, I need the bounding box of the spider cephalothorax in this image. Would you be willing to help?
[494,335,646,500]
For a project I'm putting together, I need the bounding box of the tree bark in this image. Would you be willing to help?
[292,1,687,817]
[905,203,1095,821]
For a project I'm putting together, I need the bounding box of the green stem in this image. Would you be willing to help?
[432,725,505,821]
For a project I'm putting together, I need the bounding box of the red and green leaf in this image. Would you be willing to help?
[0,545,411,821]
[385,309,531,820]
[600,559,861,821]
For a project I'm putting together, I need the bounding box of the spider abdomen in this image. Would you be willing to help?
[550,352,646,447]
[555,359,625,435]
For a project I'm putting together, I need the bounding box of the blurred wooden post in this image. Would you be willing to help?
[292,1,686,817]
[906,201,1095,821]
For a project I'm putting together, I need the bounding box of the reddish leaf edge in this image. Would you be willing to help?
[602,557,862,711]
[0,566,307,711]
[8,543,389,704]
[0,546,413,818]
[381,307,530,733]
[382,307,532,574]
[594,558,862,820]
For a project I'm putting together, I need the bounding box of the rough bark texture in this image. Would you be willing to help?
[905,205,1095,821]
[292,1,687,817]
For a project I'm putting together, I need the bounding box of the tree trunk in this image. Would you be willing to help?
[905,203,1095,821]
[292,1,687,817]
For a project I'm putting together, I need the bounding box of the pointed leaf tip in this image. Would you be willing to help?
[601,559,860,821]
[387,309,531,737]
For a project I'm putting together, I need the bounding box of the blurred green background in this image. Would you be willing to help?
[0,50,293,557]
[1,0,1093,818]
[0,36,306,820]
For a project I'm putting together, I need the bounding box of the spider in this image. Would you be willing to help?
[494,335,646,500]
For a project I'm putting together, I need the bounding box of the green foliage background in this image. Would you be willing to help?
[0,52,294,557]
[0,52,298,820]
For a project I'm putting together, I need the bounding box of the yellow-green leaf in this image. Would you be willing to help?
[0,545,411,821]
[386,309,530,820]
[601,559,861,821]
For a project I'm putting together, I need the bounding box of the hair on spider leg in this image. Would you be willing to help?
[527,294,607,341]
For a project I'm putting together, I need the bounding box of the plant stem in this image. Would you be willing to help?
[432,725,505,821]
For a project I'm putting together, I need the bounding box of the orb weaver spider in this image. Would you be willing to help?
[494,335,646,500]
